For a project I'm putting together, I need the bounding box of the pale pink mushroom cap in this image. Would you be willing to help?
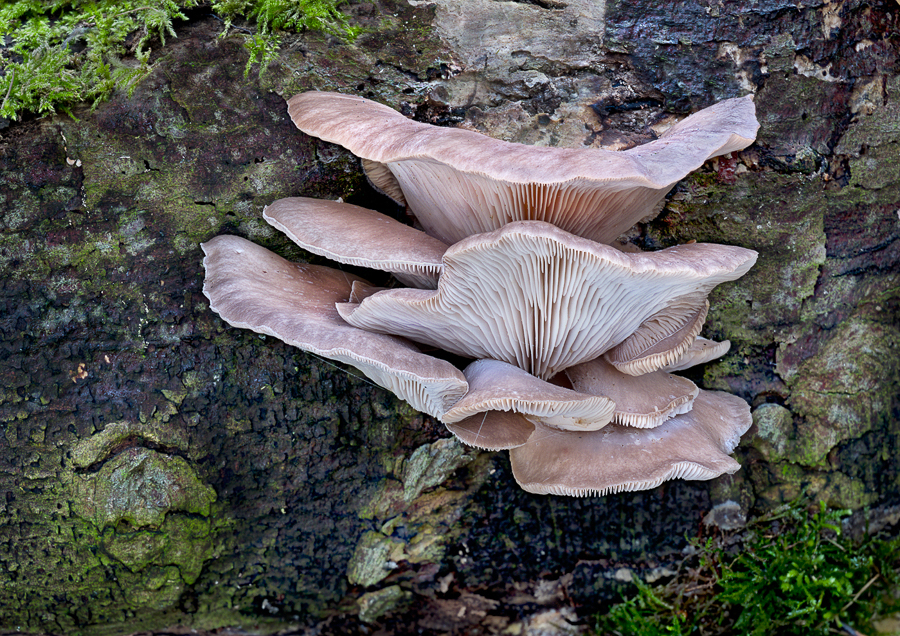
[201,235,467,419]
[263,197,448,289]
[287,91,759,245]
[509,390,752,496]
[564,356,699,428]
[442,359,616,431]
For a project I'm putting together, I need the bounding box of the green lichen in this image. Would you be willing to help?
[70,420,191,468]
[651,172,827,346]
[346,440,487,616]
[847,143,900,190]
[358,585,410,624]
[346,530,405,587]
[402,437,477,502]
[783,317,899,467]
[751,403,793,462]
[71,447,216,527]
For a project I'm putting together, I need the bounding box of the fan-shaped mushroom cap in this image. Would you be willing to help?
[659,337,731,372]
[509,390,751,496]
[604,296,710,376]
[564,357,699,428]
[287,91,758,245]
[445,410,536,451]
[338,221,757,380]
[201,235,467,419]
[442,359,616,431]
[263,197,448,289]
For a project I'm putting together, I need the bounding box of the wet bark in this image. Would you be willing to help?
[1,1,898,634]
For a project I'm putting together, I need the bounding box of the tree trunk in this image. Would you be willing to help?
[1,1,898,634]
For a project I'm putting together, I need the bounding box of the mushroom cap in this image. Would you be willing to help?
[263,197,448,289]
[337,221,757,380]
[445,410,536,451]
[287,91,759,244]
[442,359,616,431]
[659,337,731,372]
[508,390,752,496]
[604,296,710,376]
[564,356,699,428]
[201,235,467,419]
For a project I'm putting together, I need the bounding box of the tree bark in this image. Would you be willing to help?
[1,1,898,634]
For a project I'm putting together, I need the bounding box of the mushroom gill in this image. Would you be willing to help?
[336,221,756,380]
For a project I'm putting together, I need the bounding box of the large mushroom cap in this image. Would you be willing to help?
[201,235,467,419]
[509,390,752,496]
[338,221,757,380]
[287,91,759,245]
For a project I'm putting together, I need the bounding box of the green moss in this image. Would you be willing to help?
[0,0,197,121]
[212,0,361,76]
[595,501,900,636]
[0,0,360,121]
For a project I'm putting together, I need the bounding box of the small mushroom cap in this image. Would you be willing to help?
[287,91,759,244]
[659,337,731,372]
[442,359,616,431]
[445,410,536,450]
[263,197,448,289]
[604,296,710,376]
[338,221,757,380]
[201,235,467,419]
[509,390,752,497]
[565,356,699,428]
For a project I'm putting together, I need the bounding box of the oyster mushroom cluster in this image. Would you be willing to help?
[202,91,760,496]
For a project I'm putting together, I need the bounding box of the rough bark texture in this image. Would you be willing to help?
[0,0,898,634]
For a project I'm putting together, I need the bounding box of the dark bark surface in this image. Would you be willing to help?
[1,1,898,634]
